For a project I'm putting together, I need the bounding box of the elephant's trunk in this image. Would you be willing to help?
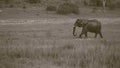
[73,26,76,36]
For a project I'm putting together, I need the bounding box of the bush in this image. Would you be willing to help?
[57,3,79,15]
[9,4,14,8]
[22,4,26,9]
[46,5,56,11]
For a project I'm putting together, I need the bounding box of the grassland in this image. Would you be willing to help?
[0,7,120,68]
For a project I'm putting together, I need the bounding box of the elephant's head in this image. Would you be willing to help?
[73,19,88,36]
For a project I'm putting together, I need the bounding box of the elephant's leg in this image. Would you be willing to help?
[99,32,103,38]
[95,33,98,38]
[79,32,84,38]
[85,32,88,38]
[79,29,86,38]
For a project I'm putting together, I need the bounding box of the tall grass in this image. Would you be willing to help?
[0,36,120,68]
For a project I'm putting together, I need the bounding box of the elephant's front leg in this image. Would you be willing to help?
[85,32,88,38]
[79,29,85,38]
[79,32,83,38]
[79,28,88,38]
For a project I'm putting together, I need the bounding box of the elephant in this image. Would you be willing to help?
[73,19,103,38]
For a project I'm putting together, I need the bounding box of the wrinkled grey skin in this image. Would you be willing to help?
[73,19,103,38]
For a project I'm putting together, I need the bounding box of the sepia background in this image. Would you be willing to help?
[0,0,120,68]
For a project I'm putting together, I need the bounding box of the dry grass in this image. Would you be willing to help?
[0,20,120,68]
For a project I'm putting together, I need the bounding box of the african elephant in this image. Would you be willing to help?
[73,19,103,38]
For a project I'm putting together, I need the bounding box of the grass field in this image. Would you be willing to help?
[0,7,120,68]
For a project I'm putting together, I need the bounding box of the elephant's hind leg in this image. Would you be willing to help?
[85,32,88,38]
[99,32,103,38]
[95,33,98,38]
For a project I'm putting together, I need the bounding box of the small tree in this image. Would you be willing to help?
[101,0,107,12]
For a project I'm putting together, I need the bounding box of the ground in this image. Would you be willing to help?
[0,7,120,68]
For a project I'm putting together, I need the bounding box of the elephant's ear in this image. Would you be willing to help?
[81,19,88,27]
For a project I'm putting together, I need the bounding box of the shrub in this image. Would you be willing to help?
[57,3,79,15]
[22,4,26,9]
[9,4,14,8]
[46,5,56,11]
